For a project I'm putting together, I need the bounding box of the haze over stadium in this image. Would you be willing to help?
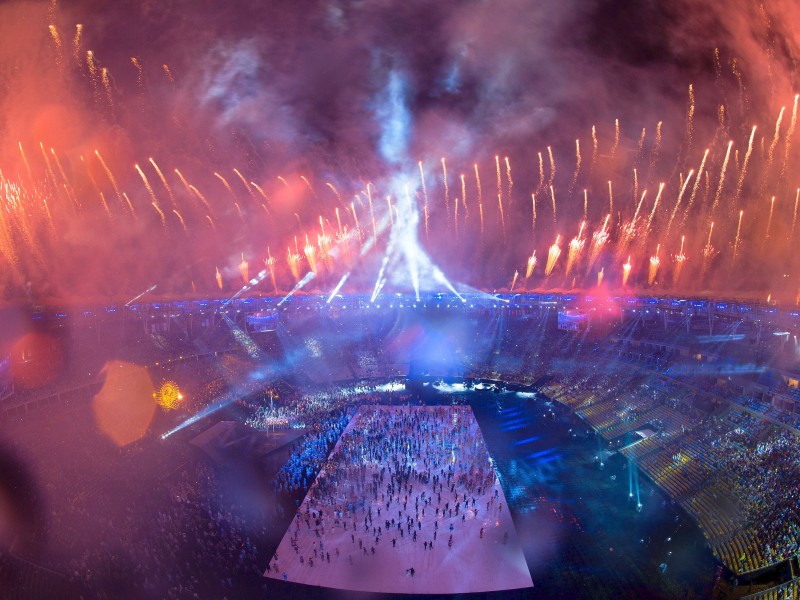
[4,1,800,599]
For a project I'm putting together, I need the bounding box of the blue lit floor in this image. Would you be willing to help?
[463,389,717,599]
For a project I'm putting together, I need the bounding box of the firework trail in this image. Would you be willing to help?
[418,161,429,238]
[172,210,188,235]
[530,193,536,233]
[767,106,785,168]
[682,148,709,225]
[583,189,588,219]
[234,169,258,203]
[497,193,506,238]
[667,169,694,234]
[537,152,545,191]
[734,125,757,203]
[72,24,83,64]
[101,68,113,107]
[213,172,237,202]
[685,85,696,154]
[648,121,663,178]
[510,270,519,293]
[547,146,556,187]
[612,118,620,158]
[648,244,661,285]
[287,247,301,280]
[441,157,450,225]
[93,150,123,205]
[733,210,744,261]
[711,140,733,214]
[504,157,513,210]
[588,214,610,270]
[526,251,537,279]
[366,184,377,243]
[673,236,687,284]
[591,125,598,173]
[135,163,161,210]
[792,188,800,242]
[215,267,223,289]
[565,221,586,277]
[265,251,278,293]
[764,196,775,243]
[570,139,582,192]
[162,64,175,83]
[782,94,799,176]
[149,158,177,208]
[622,256,632,287]
[645,182,665,233]
[545,235,561,276]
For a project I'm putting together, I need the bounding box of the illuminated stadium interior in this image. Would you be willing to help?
[4,1,800,599]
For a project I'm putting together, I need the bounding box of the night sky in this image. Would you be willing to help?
[1,0,799,302]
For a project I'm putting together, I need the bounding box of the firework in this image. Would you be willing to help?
[565,221,586,277]
[783,94,799,175]
[418,161,429,238]
[673,236,687,284]
[648,244,661,285]
[571,139,582,191]
[239,253,249,284]
[545,235,562,276]
[287,247,301,280]
[734,125,757,202]
[498,194,506,238]
[685,84,695,152]
[768,107,786,167]
[510,270,519,293]
[72,24,83,64]
[733,210,744,261]
[265,251,277,293]
[537,151,545,191]
[215,267,223,289]
[712,141,733,214]
[588,214,610,269]
[441,157,449,222]
[667,169,694,234]
[172,210,188,235]
[765,196,775,242]
[525,251,537,279]
[622,256,632,287]
[504,156,513,208]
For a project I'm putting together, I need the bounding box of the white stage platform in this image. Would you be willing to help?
[265,405,533,594]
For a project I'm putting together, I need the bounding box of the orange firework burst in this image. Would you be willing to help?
[565,221,586,277]
[622,256,632,287]
[239,254,249,284]
[648,244,661,285]
[525,251,537,279]
[545,235,562,276]
[673,236,687,285]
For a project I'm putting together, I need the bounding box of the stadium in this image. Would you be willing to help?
[3,0,800,598]
[2,293,800,599]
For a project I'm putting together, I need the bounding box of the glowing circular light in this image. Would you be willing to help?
[154,380,183,410]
